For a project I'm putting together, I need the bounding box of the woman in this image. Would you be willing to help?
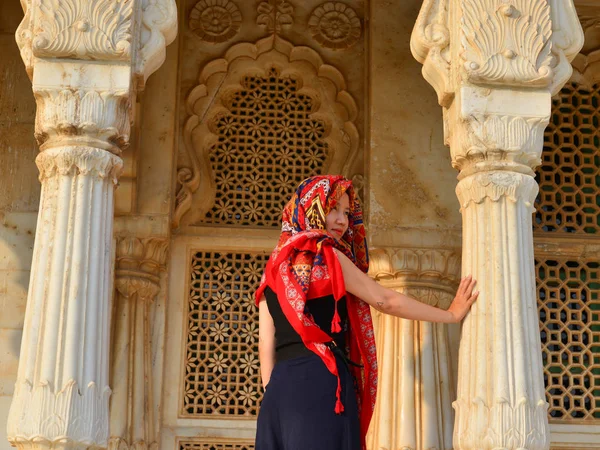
[254,175,478,450]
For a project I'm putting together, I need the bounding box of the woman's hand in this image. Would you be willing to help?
[447,275,479,323]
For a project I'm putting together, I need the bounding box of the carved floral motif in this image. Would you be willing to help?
[189,0,242,43]
[34,88,131,151]
[256,0,294,33]
[461,0,554,87]
[32,0,134,60]
[308,2,361,50]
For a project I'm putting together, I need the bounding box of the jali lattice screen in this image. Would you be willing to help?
[537,258,600,419]
[179,440,254,450]
[536,81,600,421]
[535,82,600,234]
[202,67,328,227]
[183,250,268,417]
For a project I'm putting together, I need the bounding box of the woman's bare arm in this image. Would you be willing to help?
[334,249,478,323]
[258,295,276,388]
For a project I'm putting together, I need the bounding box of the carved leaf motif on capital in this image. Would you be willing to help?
[115,237,168,300]
[461,0,553,87]
[33,0,134,60]
[34,89,131,150]
[189,0,242,43]
[308,2,362,50]
[451,114,548,171]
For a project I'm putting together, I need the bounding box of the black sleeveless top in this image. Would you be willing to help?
[264,285,348,361]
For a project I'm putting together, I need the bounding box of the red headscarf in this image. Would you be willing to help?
[255,175,377,448]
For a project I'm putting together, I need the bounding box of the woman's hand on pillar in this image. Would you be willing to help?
[447,276,479,323]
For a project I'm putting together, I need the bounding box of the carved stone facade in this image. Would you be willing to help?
[0,1,598,450]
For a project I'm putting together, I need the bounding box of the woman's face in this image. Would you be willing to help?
[326,193,350,240]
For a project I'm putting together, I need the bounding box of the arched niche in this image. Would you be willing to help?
[174,35,359,228]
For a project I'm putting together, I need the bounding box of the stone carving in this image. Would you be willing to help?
[7,2,177,450]
[571,5,600,84]
[109,237,168,450]
[34,89,130,151]
[410,2,584,448]
[174,36,359,227]
[410,0,452,106]
[189,0,242,43]
[367,247,460,450]
[536,82,600,234]
[16,0,177,84]
[182,251,266,416]
[7,381,111,448]
[461,0,553,87]
[369,248,460,310]
[36,147,123,183]
[411,0,584,105]
[308,2,361,50]
[450,114,547,172]
[256,0,294,33]
[456,171,538,211]
[32,0,133,60]
[136,0,178,84]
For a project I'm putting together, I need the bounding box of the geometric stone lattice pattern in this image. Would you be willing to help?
[536,258,600,419]
[179,441,254,450]
[183,251,268,416]
[202,67,328,227]
[535,82,600,234]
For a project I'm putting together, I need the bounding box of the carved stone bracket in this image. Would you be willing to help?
[572,2,600,85]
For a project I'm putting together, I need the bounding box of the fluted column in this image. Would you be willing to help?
[366,248,461,450]
[109,238,168,450]
[7,2,177,450]
[411,1,584,449]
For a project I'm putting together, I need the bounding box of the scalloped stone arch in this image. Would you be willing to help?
[174,35,359,227]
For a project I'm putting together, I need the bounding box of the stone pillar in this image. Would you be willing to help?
[6,2,177,450]
[411,1,583,449]
[366,248,461,450]
[109,237,168,450]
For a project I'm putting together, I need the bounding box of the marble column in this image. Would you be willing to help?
[411,1,584,448]
[366,248,461,450]
[6,2,177,450]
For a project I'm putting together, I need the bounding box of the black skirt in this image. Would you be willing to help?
[255,352,361,450]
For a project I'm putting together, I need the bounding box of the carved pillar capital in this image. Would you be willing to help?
[16,0,177,85]
[114,237,169,301]
[369,247,461,310]
[411,0,584,175]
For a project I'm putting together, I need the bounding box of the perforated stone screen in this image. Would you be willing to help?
[179,441,254,450]
[182,250,267,417]
[201,67,328,227]
[535,82,600,234]
[537,258,600,420]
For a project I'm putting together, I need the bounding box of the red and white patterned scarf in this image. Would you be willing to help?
[255,175,377,449]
